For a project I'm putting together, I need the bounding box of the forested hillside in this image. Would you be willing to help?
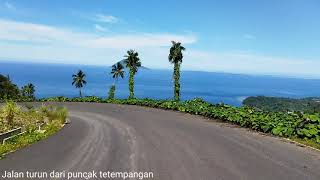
[243,96,320,113]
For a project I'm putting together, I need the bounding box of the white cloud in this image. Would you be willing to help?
[0,19,91,44]
[85,34,196,49]
[0,19,196,48]
[94,14,118,23]
[94,24,108,32]
[0,19,319,78]
[0,19,196,66]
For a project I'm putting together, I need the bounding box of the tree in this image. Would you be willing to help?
[108,62,125,99]
[123,50,141,99]
[168,41,185,101]
[72,70,87,97]
[0,74,20,100]
[21,83,36,100]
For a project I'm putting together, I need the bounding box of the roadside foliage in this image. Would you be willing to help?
[40,96,320,144]
[0,101,67,158]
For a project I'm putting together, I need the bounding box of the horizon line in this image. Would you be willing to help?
[1,59,320,80]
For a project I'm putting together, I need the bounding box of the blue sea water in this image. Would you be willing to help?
[1,61,320,106]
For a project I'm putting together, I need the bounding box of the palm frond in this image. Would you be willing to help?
[168,41,186,64]
[123,49,142,73]
[72,70,87,88]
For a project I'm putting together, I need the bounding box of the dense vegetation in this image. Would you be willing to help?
[0,75,20,100]
[40,96,320,144]
[0,74,35,102]
[0,101,68,158]
[243,96,320,113]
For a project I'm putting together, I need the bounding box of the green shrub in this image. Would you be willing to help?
[43,105,68,123]
[55,106,68,124]
[40,96,320,144]
[1,100,20,127]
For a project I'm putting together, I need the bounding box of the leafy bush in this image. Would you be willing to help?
[40,96,320,144]
[243,96,320,113]
[39,96,104,103]
[1,100,20,127]
[40,105,68,124]
[55,106,68,124]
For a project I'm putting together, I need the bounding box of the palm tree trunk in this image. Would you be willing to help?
[129,69,135,99]
[108,85,116,99]
[79,88,82,98]
[114,79,117,98]
[173,62,181,101]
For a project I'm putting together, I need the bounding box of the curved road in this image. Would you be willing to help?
[0,103,320,180]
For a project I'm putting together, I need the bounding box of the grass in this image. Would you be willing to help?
[40,104,68,124]
[0,121,63,159]
[0,101,67,159]
[289,138,320,150]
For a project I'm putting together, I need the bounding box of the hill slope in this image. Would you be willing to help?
[243,96,320,113]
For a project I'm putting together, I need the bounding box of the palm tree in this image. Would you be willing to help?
[21,83,35,100]
[124,50,142,99]
[108,62,125,99]
[72,70,87,97]
[169,41,185,101]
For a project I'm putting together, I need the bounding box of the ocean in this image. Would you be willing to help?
[1,61,320,106]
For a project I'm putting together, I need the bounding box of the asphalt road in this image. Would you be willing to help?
[0,103,320,180]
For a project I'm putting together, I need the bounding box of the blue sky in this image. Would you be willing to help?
[0,0,319,78]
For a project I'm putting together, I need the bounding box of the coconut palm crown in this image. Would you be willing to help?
[72,70,87,97]
[111,62,125,84]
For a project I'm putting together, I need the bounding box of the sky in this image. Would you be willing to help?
[0,0,319,78]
